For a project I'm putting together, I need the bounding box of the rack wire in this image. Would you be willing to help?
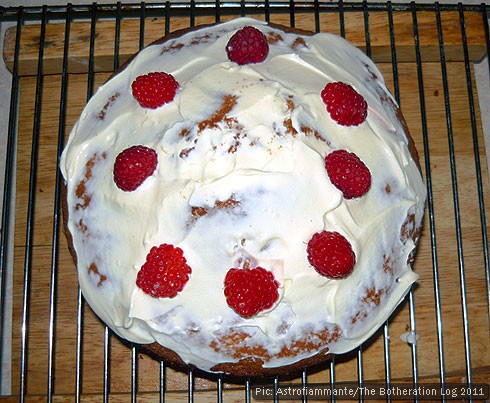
[1,1,489,401]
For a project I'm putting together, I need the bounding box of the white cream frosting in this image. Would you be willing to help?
[60,18,426,372]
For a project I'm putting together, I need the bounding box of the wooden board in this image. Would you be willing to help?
[3,9,490,401]
[3,10,489,76]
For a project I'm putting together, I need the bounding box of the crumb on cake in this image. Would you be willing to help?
[352,287,385,324]
[300,124,329,143]
[267,31,282,44]
[400,214,418,243]
[190,196,240,222]
[88,261,107,287]
[209,325,341,362]
[98,92,121,120]
[75,153,99,210]
[291,37,307,49]
[198,94,238,132]
[383,254,394,275]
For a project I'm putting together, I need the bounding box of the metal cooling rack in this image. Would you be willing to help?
[1,1,489,401]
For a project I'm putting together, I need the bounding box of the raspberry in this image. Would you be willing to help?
[226,26,269,65]
[131,71,179,109]
[224,267,279,318]
[113,145,158,191]
[307,231,356,279]
[325,149,371,199]
[321,82,368,126]
[136,244,192,298]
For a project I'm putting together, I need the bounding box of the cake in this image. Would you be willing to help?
[60,17,426,377]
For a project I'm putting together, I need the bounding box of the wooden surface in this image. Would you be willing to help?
[3,9,490,401]
[3,10,489,76]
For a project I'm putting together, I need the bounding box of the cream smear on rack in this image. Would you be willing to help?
[60,18,426,372]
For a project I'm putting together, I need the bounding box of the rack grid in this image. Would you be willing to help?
[1,1,489,401]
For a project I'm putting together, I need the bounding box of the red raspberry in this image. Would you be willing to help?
[325,149,371,199]
[321,82,368,126]
[226,26,269,65]
[224,267,279,318]
[136,244,192,298]
[131,72,179,109]
[113,145,158,191]
[307,231,356,279]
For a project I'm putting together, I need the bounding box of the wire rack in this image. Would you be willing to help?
[1,1,489,401]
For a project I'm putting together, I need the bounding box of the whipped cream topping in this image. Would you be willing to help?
[60,18,426,372]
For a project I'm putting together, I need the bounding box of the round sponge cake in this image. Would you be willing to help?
[60,18,426,376]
